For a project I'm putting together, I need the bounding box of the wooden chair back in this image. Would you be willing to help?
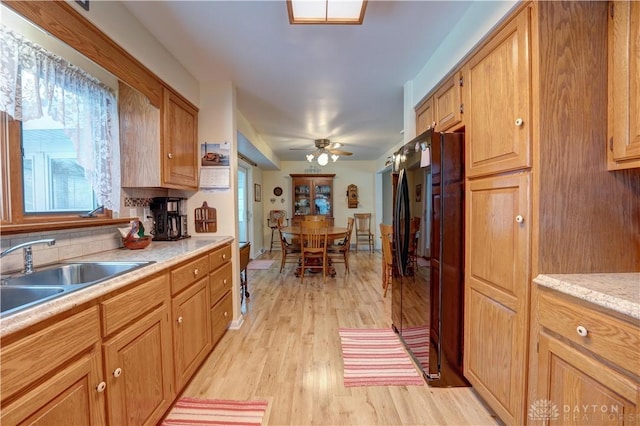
[380,223,393,297]
[300,219,329,282]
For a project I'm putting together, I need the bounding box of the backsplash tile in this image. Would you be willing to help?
[0,225,124,275]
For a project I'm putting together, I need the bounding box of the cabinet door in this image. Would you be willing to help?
[162,88,198,189]
[536,332,638,425]
[1,349,106,425]
[416,96,435,134]
[172,278,212,392]
[312,178,333,217]
[464,9,531,177]
[103,305,174,426]
[608,1,640,170]
[464,172,530,426]
[434,73,462,132]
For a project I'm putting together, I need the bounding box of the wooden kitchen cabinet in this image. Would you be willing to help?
[290,174,335,225]
[434,72,462,132]
[209,243,233,346]
[101,274,174,426]
[172,277,212,393]
[162,87,199,188]
[463,8,531,178]
[415,96,435,134]
[534,287,639,424]
[464,171,530,426]
[119,84,199,189]
[0,307,106,425]
[608,1,640,170]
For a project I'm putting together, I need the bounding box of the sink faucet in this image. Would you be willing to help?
[0,239,56,274]
[79,205,104,218]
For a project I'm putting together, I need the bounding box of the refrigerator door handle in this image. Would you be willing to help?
[394,170,411,276]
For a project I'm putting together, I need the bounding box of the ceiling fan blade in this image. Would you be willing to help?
[289,148,312,150]
[328,149,352,156]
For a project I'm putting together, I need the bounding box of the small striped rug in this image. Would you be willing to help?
[339,328,425,387]
[162,398,268,426]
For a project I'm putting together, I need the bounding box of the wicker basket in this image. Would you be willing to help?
[123,236,152,250]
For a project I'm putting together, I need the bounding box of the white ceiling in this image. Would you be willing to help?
[122,1,476,165]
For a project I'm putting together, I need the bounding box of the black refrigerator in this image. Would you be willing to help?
[391,128,468,387]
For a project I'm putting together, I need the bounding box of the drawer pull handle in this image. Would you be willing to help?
[576,325,588,337]
[223,279,227,284]
[224,311,228,318]
[222,254,226,260]
[113,368,122,378]
[96,381,106,393]
[515,118,524,127]
[167,152,173,159]
[193,268,199,276]
[515,215,524,223]
[177,316,184,324]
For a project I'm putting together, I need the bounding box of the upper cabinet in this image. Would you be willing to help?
[416,96,435,134]
[120,85,199,189]
[162,88,199,189]
[608,1,640,170]
[463,10,532,178]
[434,72,463,132]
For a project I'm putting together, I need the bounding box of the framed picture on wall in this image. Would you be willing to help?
[415,184,421,202]
[254,184,262,202]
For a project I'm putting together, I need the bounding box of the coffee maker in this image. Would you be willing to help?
[149,197,190,241]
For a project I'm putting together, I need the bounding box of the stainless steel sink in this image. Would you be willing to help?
[1,286,66,314]
[3,261,153,286]
[0,261,154,316]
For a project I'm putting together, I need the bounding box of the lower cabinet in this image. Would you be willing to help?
[0,307,106,425]
[172,277,212,393]
[533,287,639,425]
[103,304,174,426]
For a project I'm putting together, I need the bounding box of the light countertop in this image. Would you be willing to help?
[534,273,640,320]
[0,236,233,337]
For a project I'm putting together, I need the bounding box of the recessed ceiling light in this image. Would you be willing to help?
[287,0,367,25]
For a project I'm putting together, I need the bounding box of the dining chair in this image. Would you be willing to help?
[299,219,329,283]
[328,217,354,275]
[277,216,300,273]
[380,223,393,297]
[354,213,374,252]
[268,210,288,252]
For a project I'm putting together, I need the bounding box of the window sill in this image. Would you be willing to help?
[0,217,135,236]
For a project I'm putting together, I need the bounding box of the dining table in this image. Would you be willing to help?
[281,226,349,277]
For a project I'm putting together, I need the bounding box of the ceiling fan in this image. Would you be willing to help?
[291,139,353,165]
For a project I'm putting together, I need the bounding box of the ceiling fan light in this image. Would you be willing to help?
[331,154,339,162]
[306,154,314,162]
[317,152,329,166]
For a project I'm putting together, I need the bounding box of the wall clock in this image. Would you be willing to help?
[347,184,358,208]
[273,187,283,196]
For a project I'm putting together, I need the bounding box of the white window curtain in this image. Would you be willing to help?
[0,25,121,213]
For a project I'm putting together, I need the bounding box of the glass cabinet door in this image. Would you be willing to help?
[313,180,332,216]
[294,182,311,217]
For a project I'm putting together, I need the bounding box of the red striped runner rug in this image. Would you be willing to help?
[162,398,268,426]
[339,328,425,387]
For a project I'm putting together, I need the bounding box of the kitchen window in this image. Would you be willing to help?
[0,19,120,223]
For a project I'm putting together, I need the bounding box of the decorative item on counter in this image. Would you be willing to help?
[119,220,152,250]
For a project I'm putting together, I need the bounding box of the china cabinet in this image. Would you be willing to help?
[290,174,335,225]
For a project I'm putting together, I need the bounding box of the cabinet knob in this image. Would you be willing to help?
[222,254,226,260]
[113,367,122,378]
[167,152,173,159]
[193,268,199,276]
[224,311,228,318]
[177,316,184,324]
[576,325,588,337]
[223,279,227,284]
[96,381,107,393]
[515,118,524,127]
[515,215,524,223]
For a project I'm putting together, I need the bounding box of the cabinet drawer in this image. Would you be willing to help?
[211,292,232,347]
[171,254,209,295]
[538,290,640,375]
[209,244,231,272]
[101,274,169,336]
[209,262,232,306]
[1,306,100,401]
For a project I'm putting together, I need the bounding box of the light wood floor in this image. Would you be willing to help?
[182,249,500,426]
